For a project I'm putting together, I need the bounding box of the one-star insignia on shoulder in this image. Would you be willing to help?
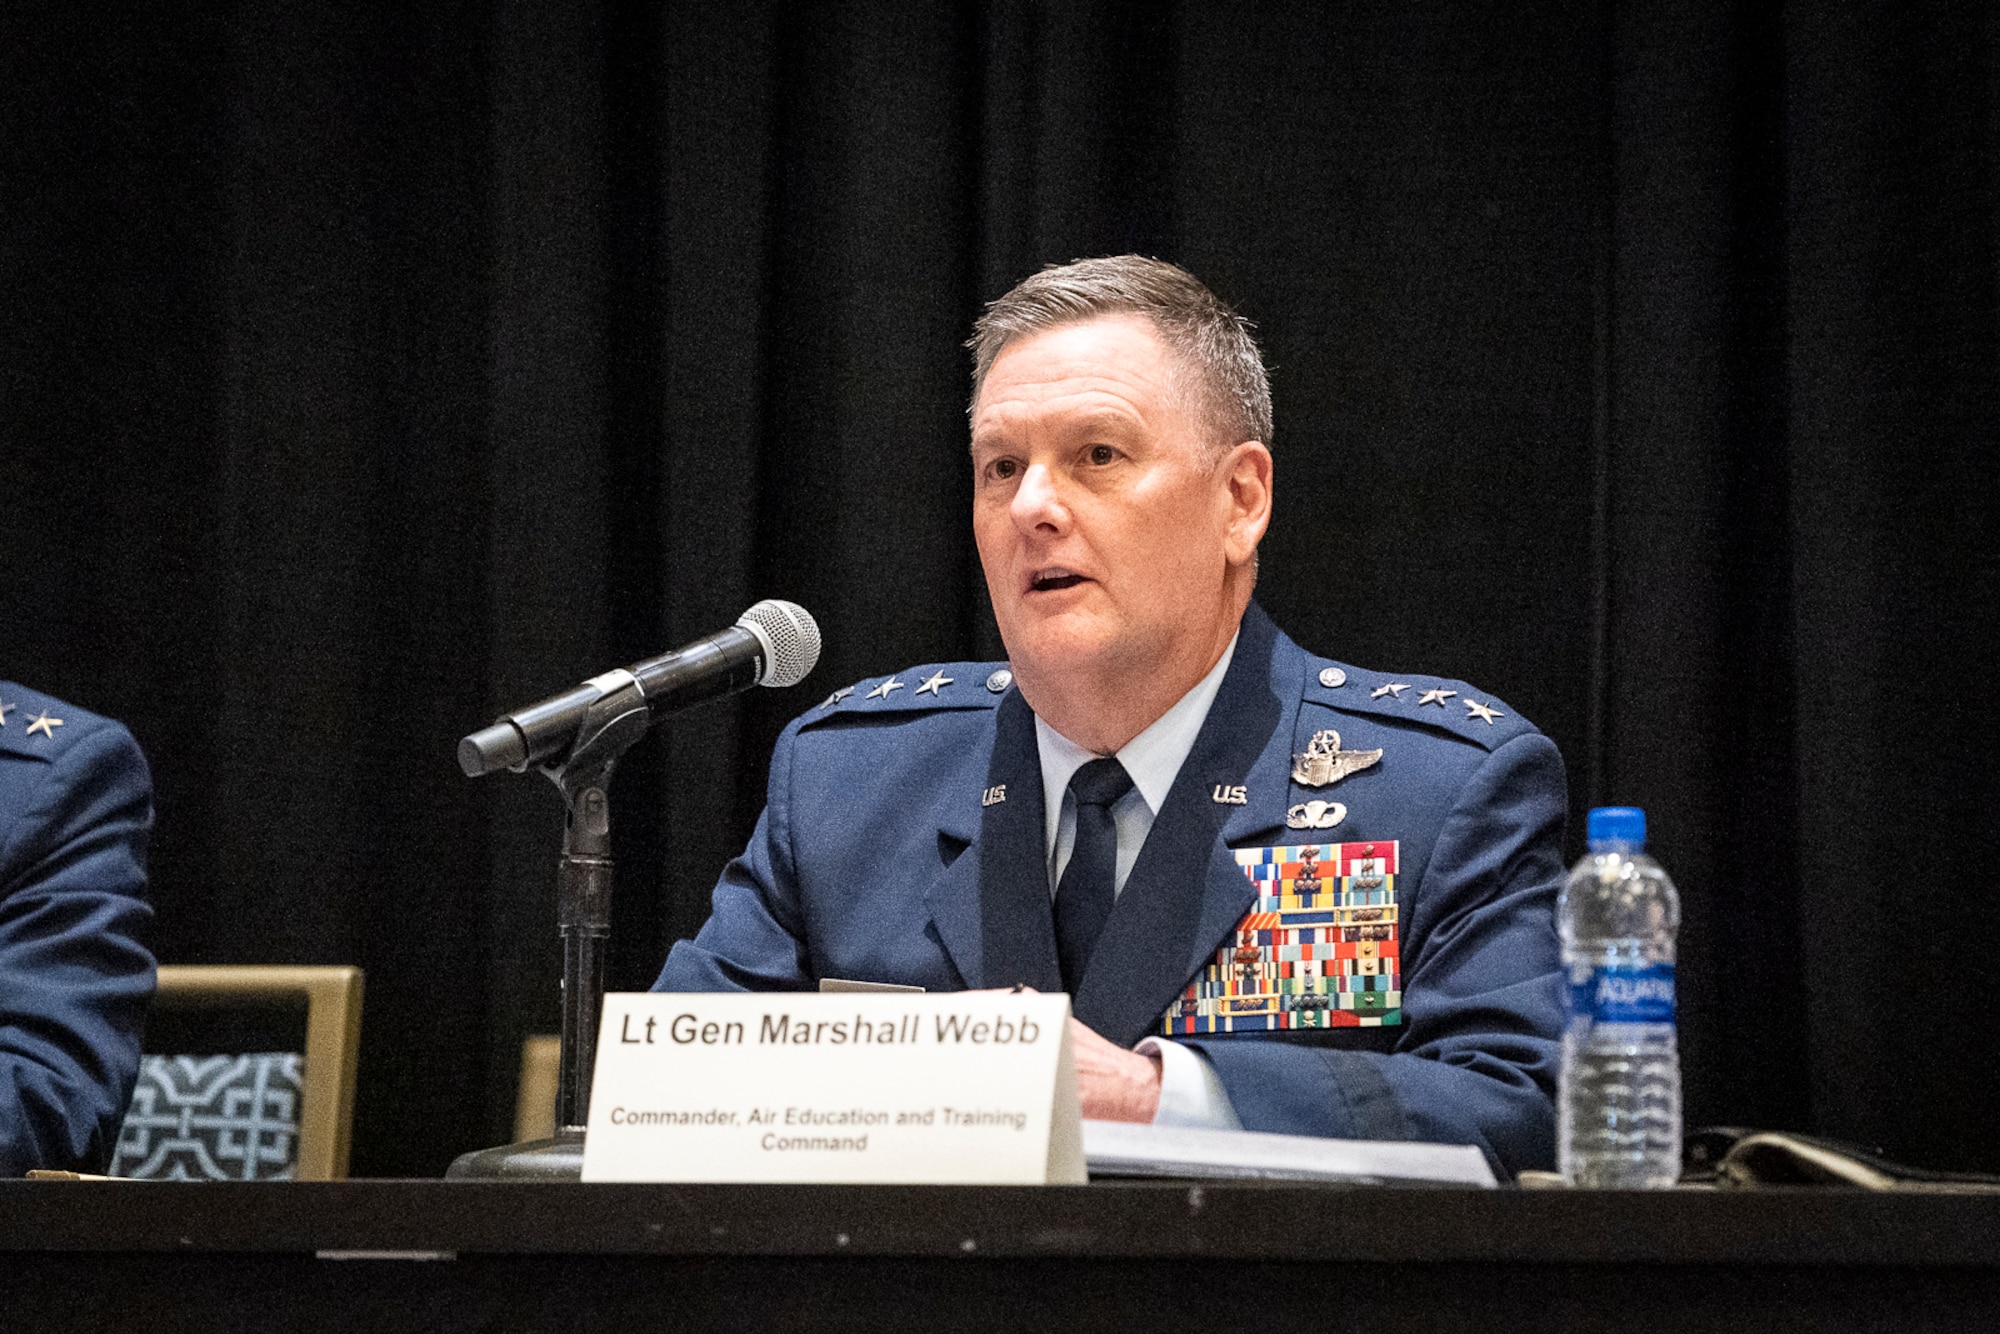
[1463,699,1504,725]
[1416,688,1457,708]
[865,677,904,700]
[1371,682,1410,700]
[914,670,954,697]
[25,711,63,740]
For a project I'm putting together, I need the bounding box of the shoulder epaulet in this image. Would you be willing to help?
[1298,659,1536,751]
[0,681,93,761]
[799,661,1013,726]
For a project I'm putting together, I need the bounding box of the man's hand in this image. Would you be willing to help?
[1069,1018,1161,1122]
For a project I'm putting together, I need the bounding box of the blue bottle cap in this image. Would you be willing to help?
[1587,806,1646,849]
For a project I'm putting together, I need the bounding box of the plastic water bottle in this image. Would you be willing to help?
[1557,806,1682,1187]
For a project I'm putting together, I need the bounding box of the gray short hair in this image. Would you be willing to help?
[967,256,1273,465]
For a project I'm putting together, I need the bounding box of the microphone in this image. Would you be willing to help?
[458,599,821,777]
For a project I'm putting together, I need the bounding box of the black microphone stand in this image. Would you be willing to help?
[447,674,651,1180]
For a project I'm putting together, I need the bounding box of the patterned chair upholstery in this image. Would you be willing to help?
[109,966,363,1181]
[110,1053,305,1181]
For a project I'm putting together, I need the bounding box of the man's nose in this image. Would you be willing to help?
[1012,463,1068,534]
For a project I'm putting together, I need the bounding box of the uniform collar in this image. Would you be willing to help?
[1033,632,1240,853]
[926,601,1303,1024]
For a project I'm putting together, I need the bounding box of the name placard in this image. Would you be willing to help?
[581,992,1084,1184]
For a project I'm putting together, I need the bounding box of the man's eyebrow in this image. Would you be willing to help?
[968,404,1147,452]
[1066,409,1145,437]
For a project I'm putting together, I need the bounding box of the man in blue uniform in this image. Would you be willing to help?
[656,257,1566,1175]
[0,683,155,1176]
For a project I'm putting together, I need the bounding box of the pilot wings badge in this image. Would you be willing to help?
[1291,729,1383,789]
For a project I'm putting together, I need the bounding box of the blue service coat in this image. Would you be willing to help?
[656,605,1566,1175]
[0,683,155,1176]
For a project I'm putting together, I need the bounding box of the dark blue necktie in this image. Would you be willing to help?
[1054,757,1135,994]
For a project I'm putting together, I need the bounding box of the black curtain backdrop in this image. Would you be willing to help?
[3,1,1994,1176]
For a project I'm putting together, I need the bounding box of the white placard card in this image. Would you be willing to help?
[581,992,1084,1184]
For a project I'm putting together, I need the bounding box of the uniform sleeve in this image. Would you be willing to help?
[1186,732,1567,1178]
[0,722,157,1176]
[652,718,811,992]
[1137,1035,1242,1129]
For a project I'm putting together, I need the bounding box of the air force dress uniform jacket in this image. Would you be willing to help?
[656,604,1567,1175]
[0,684,156,1176]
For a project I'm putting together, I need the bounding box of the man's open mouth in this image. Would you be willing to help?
[1030,568,1088,592]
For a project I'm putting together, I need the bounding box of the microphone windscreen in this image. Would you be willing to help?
[738,599,821,687]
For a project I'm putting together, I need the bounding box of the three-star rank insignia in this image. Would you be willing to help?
[1291,729,1382,789]
[1163,841,1402,1035]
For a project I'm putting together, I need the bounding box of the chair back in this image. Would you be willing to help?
[110,965,363,1181]
[514,1033,561,1144]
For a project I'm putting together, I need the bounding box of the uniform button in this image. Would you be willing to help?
[1318,667,1347,688]
[985,669,1013,693]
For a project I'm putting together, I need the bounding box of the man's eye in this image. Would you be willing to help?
[990,458,1019,480]
[1087,445,1117,466]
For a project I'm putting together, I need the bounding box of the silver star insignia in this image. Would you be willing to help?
[1463,699,1504,725]
[1291,729,1383,788]
[819,685,855,710]
[1416,688,1457,708]
[1371,682,1410,700]
[25,711,63,739]
[0,697,12,727]
[914,670,954,697]
[865,677,905,700]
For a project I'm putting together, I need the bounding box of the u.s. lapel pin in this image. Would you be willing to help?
[1286,799,1347,830]
[1291,729,1382,788]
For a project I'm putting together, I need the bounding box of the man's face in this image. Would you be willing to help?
[969,314,1251,698]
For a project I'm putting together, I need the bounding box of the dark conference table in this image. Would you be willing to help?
[4,1179,1998,1332]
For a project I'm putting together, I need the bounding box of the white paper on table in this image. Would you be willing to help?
[1082,1119,1496,1187]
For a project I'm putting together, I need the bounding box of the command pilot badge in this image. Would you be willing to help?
[1291,729,1382,789]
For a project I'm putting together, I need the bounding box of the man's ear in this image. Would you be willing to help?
[1220,441,1274,566]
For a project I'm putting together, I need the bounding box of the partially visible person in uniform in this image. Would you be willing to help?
[0,683,155,1176]
[656,256,1567,1175]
